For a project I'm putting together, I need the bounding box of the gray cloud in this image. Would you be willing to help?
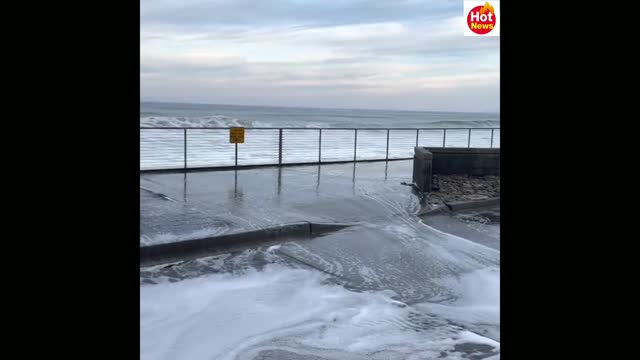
[141,0,499,112]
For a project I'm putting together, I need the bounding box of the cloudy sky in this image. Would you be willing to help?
[141,0,499,112]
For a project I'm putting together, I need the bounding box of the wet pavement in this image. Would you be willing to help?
[140,160,500,359]
[421,207,500,251]
[140,161,500,305]
[140,160,422,245]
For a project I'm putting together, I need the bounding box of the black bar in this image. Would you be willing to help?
[490,129,494,148]
[318,129,322,164]
[468,128,472,148]
[353,129,358,161]
[235,143,238,168]
[386,129,390,161]
[442,129,447,148]
[415,129,419,147]
[183,128,187,170]
[278,128,283,165]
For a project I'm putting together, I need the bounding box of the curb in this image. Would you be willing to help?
[416,205,451,217]
[417,197,500,217]
[445,197,500,211]
[140,222,352,267]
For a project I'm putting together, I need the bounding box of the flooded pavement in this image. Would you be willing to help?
[140,161,500,360]
[421,207,500,251]
[140,161,421,245]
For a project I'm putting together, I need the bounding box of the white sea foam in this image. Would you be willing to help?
[140,115,329,129]
[141,115,250,128]
[419,267,501,341]
[141,264,500,360]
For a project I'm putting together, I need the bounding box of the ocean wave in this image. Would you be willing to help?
[140,116,499,129]
[140,115,259,128]
[140,116,332,128]
[425,119,500,128]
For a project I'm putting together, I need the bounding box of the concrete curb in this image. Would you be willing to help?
[445,197,500,211]
[140,222,352,267]
[416,205,451,217]
[417,197,500,217]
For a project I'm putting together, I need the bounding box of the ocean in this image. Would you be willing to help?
[140,102,500,170]
[140,102,500,129]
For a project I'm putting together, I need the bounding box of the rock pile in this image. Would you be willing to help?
[425,174,500,207]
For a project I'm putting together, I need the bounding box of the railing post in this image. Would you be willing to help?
[442,129,447,148]
[386,129,390,161]
[278,128,283,165]
[490,128,494,148]
[468,128,472,148]
[353,129,358,162]
[318,129,322,164]
[183,128,187,170]
[415,129,419,147]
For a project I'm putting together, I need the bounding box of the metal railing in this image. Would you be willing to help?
[140,127,500,171]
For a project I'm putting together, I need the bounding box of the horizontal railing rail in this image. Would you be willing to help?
[140,127,500,171]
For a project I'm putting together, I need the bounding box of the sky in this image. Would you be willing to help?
[140,0,500,113]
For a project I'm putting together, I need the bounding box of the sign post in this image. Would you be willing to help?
[229,127,245,167]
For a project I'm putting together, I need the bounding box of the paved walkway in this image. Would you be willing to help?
[141,160,421,245]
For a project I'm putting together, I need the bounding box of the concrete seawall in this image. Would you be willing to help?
[413,147,500,192]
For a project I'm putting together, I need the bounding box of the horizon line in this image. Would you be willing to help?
[140,100,500,115]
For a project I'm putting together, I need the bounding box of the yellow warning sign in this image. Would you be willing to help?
[229,127,245,143]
